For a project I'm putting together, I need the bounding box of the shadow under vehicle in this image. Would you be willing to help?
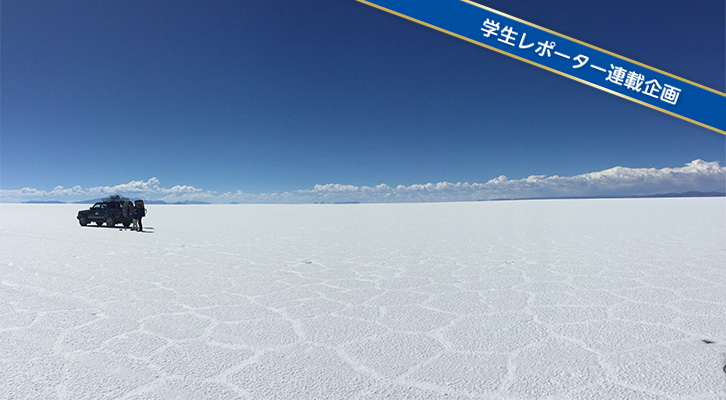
[77,195,143,228]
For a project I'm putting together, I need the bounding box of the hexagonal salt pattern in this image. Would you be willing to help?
[1,198,725,399]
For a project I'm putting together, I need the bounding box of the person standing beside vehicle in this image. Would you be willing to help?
[136,202,146,232]
[122,200,132,230]
[131,204,139,231]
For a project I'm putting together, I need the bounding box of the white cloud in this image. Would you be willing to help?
[312,183,360,192]
[1,160,724,204]
[80,177,205,197]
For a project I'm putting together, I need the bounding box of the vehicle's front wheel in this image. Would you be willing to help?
[79,215,88,226]
[106,216,115,227]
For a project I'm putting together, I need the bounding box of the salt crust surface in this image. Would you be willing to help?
[1,198,725,399]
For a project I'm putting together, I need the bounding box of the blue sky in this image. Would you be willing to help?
[1,0,724,202]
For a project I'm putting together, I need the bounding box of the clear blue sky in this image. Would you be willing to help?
[2,0,724,194]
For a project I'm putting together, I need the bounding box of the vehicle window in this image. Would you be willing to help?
[92,203,101,209]
[100,204,107,209]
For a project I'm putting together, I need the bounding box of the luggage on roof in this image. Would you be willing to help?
[103,194,129,203]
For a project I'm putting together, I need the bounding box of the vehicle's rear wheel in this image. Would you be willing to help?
[106,216,115,227]
[79,216,88,226]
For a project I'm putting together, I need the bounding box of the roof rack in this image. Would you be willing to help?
[102,194,130,202]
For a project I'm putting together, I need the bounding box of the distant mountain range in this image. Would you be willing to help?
[145,200,211,205]
[31,198,212,205]
[633,191,725,198]
[19,191,726,204]
[490,191,726,201]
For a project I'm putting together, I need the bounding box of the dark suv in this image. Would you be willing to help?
[77,196,137,228]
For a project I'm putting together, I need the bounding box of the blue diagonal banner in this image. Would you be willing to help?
[358,0,726,135]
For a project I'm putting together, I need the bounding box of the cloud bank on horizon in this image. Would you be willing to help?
[2,160,724,204]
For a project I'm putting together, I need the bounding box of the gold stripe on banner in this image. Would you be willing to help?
[357,0,726,135]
